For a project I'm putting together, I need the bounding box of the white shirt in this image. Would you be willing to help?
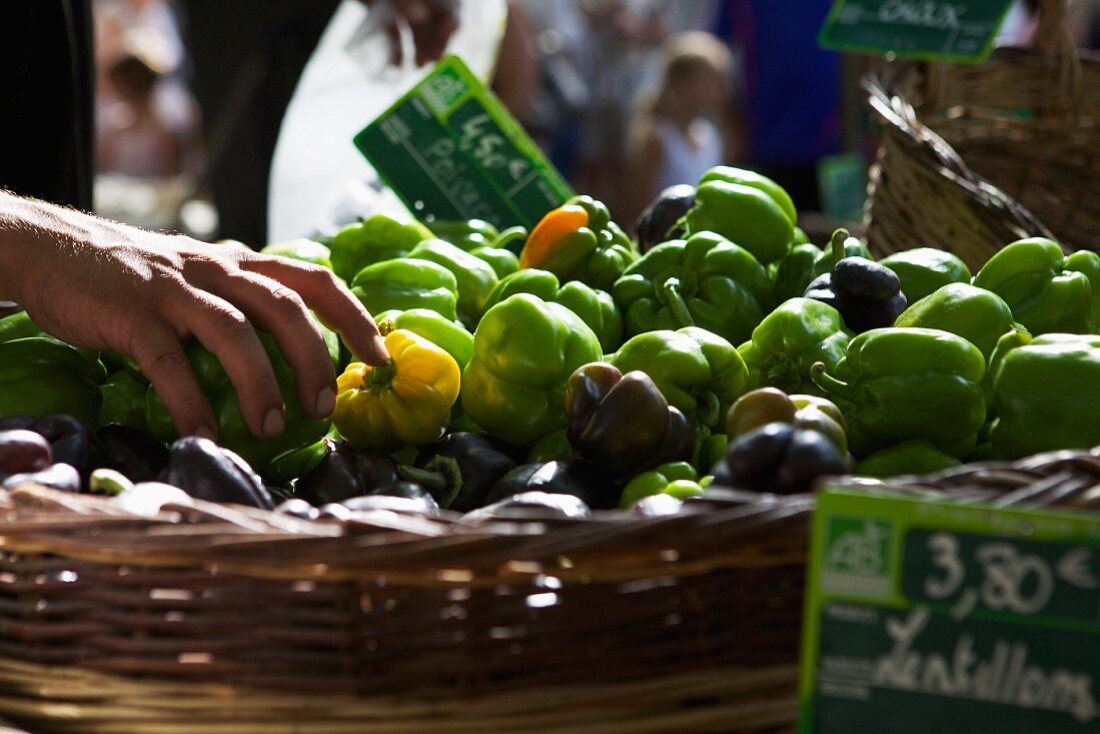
[654,117,723,193]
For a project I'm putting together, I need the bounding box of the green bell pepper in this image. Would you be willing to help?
[350,258,459,321]
[0,337,103,427]
[470,246,520,279]
[329,214,433,282]
[427,219,499,251]
[520,195,636,291]
[0,310,43,342]
[264,438,331,487]
[482,269,623,352]
[682,177,795,265]
[694,432,728,475]
[699,166,798,227]
[259,238,333,270]
[613,231,773,347]
[772,243,820,304]
[527,429,573,463]
[811,327,986,458]
[772,234,871,303]
[989,334,1100,459]
[856,439,962,478]
[98,371,148,430]
[0,312,108,383]
[609,326,749,428]
[408,239,499,327]
[972,238,1100,335]
[461,294,603,445]
[374,308,474,370]
[894,283,1024,362]
[619,461,707,509]
[738,298,852,396]
[214,376,329,472]
[879,248,970,304]
[145,329,338,471]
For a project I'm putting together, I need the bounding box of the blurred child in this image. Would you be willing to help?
[622,31,733,225]
[96,46,182,178]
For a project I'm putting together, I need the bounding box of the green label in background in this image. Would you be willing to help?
[355,55,574,231]
[817,153,866,223]
[819,0,1016,63]
[801,489,1100,733]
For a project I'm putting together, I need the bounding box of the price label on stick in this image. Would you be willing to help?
[819,0,1016,63]
[355,55,574,230]
[800,489,1100,733]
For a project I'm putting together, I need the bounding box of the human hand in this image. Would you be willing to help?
[0,193,388,441]
[364,0,459,67]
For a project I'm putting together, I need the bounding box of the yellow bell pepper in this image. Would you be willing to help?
[333,329,460,450]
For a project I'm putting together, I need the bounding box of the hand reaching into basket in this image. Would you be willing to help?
[0,191,388,441]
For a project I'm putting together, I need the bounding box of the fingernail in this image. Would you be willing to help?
[315,386,336,415]
[372,335,388,361]
[263,407,286,436]
[195,425,216,442]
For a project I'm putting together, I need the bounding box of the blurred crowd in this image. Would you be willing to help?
[93,0,1100,242]
[93,0,209,235]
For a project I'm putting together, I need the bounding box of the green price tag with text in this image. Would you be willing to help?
[819,0,1015,62]
[355,55,573,230]
[800,488,1100,732]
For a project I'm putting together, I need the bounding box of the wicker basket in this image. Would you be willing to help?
[0,485,814,733]
[3,446,1100,733]
[863,0,1100,271]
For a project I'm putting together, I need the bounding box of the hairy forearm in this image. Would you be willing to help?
[0,191,44,302]
[0,191,116,304]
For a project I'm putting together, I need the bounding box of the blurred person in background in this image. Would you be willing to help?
[574,0,674,215]
[1068,0,1100,47]
[621,31,734,225]
[0,1,457,442]
[97,46,192,179]
[571,0,725,216]
[516,0,592,181]
[178,0,342,245]
[715,0,841,212]
[183,0,519,244]
[93,0,207,233]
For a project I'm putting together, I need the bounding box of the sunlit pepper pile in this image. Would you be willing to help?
[5,166,1100,520]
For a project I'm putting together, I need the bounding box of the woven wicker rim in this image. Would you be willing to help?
[0,484,814,586]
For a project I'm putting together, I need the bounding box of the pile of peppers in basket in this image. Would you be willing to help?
[8,164,1100,517]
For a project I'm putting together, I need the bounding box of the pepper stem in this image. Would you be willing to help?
[494,226,528,250]
[830,228,850,267]
[810,361,853,400]
[396,464,448,493]
[364,359,397,391]
[377,319,395,337]
[699,390,721,428]
[662,277,695,328]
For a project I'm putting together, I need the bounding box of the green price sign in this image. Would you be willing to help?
[819,0,1016,62]
[800,489,1100,732]
[355,55,574,231]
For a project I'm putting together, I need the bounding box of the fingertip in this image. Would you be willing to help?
[194,425,217,442]
[315,385,337,417]
[263,406,286,438]
[368,335,389,365]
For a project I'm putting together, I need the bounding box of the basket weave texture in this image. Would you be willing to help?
[4,443,1100,732]
[864,0,1100,271]
[0,485,812,733]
